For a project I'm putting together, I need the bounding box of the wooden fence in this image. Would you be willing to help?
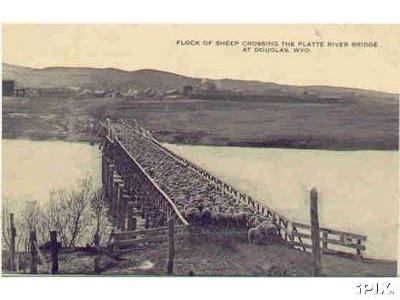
[111,223,188,253]
[111,219,185,274]
[291,222,367,257]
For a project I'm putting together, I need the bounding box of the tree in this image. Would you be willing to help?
[47,189,70,247]
[90,188,110,247]
[66,177,93,248]
[18,200,47,249]
[1,199,12,251]
[47,177,95,248]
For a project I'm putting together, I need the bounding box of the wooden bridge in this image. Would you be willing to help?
[99,119,367,258]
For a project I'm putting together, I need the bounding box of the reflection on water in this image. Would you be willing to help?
[165,143,399,260]
[2,139,101,211]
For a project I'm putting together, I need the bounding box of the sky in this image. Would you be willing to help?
[2,24,400,93]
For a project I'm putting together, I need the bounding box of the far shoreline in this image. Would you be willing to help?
[2,133,398,152]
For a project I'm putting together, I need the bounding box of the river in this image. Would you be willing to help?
[165,143,399,261]
[2,139,398,260]
[2,139,101,211]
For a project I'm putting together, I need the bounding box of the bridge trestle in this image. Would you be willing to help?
[101,132,188,233]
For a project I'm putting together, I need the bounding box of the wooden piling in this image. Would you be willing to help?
[167,218,175,275]
[10,213,16,271]
[50,231,59,274]
[30,230,38,274]
[120,195,129,230]
[107,164,114,203]
[126,201,133,228]
[127,202,137,232]
[141,203,146,219]
[310,188,321,276]
[145,212,150,229]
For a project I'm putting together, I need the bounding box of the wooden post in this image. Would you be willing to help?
[94,229,101,273]
[104,158,109,198]
[50,231,59,274]
[127,202,137,232]
[310,188,321,276]
[167,218,175,275]
[120,194,129,230]
[322,232,328,254]
[126,201,133,230]
[30,230,38,274]
[10,213,16,271]
[141,202,146,219]
[101,155,106,185]
[131,217,137,231]
[145,212,150,229]
[356,239,362,259]
[160,210,166,226]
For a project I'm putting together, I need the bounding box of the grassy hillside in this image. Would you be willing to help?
[2,63,200,91]
[2,63,398,150]
[3,63,398,101]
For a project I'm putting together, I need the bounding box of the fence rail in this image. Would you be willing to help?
[112,225,188,241]
[292,222,367,256]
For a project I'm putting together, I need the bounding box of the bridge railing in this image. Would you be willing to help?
[118,119,367,258]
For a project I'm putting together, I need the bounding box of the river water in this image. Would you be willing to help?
[2,139,398,260]
[165,143,399,261]
[2,139,101,211]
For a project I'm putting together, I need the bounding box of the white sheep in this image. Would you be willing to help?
[248,220,279,244]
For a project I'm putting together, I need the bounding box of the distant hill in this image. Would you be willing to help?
[2,63,398,101]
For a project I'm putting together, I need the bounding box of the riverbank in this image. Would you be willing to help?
[3,96,398,150]
[2,237,396,276]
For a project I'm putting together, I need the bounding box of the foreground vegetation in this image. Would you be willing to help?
[2,177,112,270]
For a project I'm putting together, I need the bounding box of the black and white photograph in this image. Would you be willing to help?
[1,24,399,278]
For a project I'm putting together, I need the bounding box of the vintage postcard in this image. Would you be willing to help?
[1,24,399,277]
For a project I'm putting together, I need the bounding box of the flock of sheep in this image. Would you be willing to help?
[112,122,279,244]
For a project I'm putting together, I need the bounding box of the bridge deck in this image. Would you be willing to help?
[113,122,255,216]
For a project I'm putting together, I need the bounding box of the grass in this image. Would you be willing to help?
[3,233,396,276]
[3,96,398,150]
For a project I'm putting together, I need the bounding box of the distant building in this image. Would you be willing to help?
[164,89,183,99]
[2,80,15,96]
[199,79,217,91]
[182,85,194,96]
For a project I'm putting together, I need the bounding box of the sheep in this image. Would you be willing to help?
[232,212,250,228]
[210,211,223,226]
[183,207,200,224]
[247,215,260,229]
[200,208,212,226]
[248,220,280,244]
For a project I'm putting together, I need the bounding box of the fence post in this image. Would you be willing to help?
[322,232,328,254]
[356,239,363,259]
[10,213,16,271]
[310,188,321,276]
[30,230,38,274]
[167,218,175,275]
[50,231,59,274]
